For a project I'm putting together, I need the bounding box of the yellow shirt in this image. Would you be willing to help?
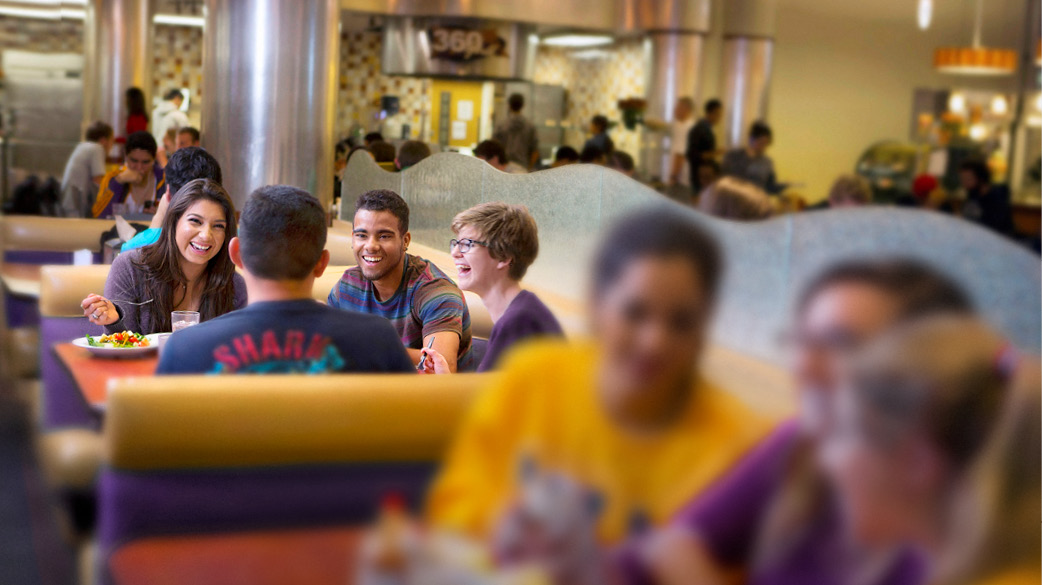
[426,340,774,544]
[971,570,1042,585]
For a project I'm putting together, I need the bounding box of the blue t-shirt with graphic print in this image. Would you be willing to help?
[156,299,415,375]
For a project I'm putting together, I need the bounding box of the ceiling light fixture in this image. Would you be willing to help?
[934,0,1016,75]
[917,0,932,30]
[540,33,614,48]
[3,0,84,5]
[153,14,204,27]
[0,5,57,19]
[948,92,967,113]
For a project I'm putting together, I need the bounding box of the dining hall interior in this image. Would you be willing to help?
[0,0,1040,584]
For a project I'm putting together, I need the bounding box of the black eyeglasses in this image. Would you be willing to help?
[777,328,864,354]
[449,238,488,253]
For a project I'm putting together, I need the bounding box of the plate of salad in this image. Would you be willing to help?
[72,331,160,358]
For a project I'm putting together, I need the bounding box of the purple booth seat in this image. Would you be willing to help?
[96,373,488,585]
[4,250,100,265]
[96,462,436,584]
[6,292,39,328]
[39,316,100,430]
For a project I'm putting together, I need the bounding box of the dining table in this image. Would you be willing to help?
[53,342,158,411]
[107,527,363,585]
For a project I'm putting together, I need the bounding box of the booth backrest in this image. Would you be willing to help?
[326,222,357,266]
[105,374,486,470]
[343,153,1042,360]
[40,264,110,317]
[98,373,488,580]
[1,215,111,262]
[311,265,348,303]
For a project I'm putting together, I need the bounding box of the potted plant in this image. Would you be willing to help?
[617,98,647,131]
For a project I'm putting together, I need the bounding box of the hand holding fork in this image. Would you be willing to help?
[80,293,152,326]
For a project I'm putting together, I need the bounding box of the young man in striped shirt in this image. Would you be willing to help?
[328,189,473,372]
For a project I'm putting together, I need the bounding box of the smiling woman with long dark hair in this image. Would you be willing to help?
[81,178,247,334]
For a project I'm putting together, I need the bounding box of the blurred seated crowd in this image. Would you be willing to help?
[6,87,1040,585]
[324,93,1032,251]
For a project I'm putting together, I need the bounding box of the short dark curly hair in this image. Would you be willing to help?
[355,189,410,235]
[125,131,157,159]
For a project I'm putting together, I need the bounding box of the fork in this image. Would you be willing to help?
[108,298,154,306]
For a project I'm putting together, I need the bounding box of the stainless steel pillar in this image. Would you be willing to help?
[720,0,776,148]
[82,0,153,133]
[629,0,710,183]
[201,0,340,208]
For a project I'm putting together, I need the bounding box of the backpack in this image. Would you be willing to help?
[3,175,41,215]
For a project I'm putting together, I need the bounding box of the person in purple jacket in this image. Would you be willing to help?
[617,259,974,585]
[421,202,563,373]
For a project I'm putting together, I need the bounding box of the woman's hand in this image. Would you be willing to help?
[81,293,118,326]
[419,347,451,375]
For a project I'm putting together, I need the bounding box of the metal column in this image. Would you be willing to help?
[626,0,710,182]
[720,0,776,148]
[82,0,153,134]
[201,0,340,208]
[646,32,705,182]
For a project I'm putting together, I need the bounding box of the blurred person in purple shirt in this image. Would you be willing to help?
[619,259,973,585]
[821,316,1040,585]
[420,202,563,373]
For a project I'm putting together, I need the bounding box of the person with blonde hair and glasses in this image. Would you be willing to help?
[823,316,1040,585]
[696,176,773,221]
[419,202,562,373]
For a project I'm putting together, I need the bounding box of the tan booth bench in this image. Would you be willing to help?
[97,373,490,582]
[1,215,113,257]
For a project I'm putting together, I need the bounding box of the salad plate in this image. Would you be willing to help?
[72,331,161,358]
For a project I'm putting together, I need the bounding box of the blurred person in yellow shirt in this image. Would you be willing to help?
[426,207,775,546]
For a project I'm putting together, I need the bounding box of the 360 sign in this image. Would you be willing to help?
[428,26,507,62]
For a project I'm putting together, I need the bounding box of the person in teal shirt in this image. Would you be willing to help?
[122,146,223,252]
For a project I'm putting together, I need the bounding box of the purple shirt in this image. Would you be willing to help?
[478,290,563,372]
[615,420,926,585]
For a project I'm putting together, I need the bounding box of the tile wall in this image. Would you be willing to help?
[533,39,647,158]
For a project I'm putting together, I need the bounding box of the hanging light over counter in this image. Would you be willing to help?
[935,47,1017,75]
[934,0,1017,76]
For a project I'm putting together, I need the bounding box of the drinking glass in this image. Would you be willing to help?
[171,310,200,332]
[156,333,172,356]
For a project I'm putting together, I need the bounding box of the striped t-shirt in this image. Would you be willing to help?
[327,254,473,369]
